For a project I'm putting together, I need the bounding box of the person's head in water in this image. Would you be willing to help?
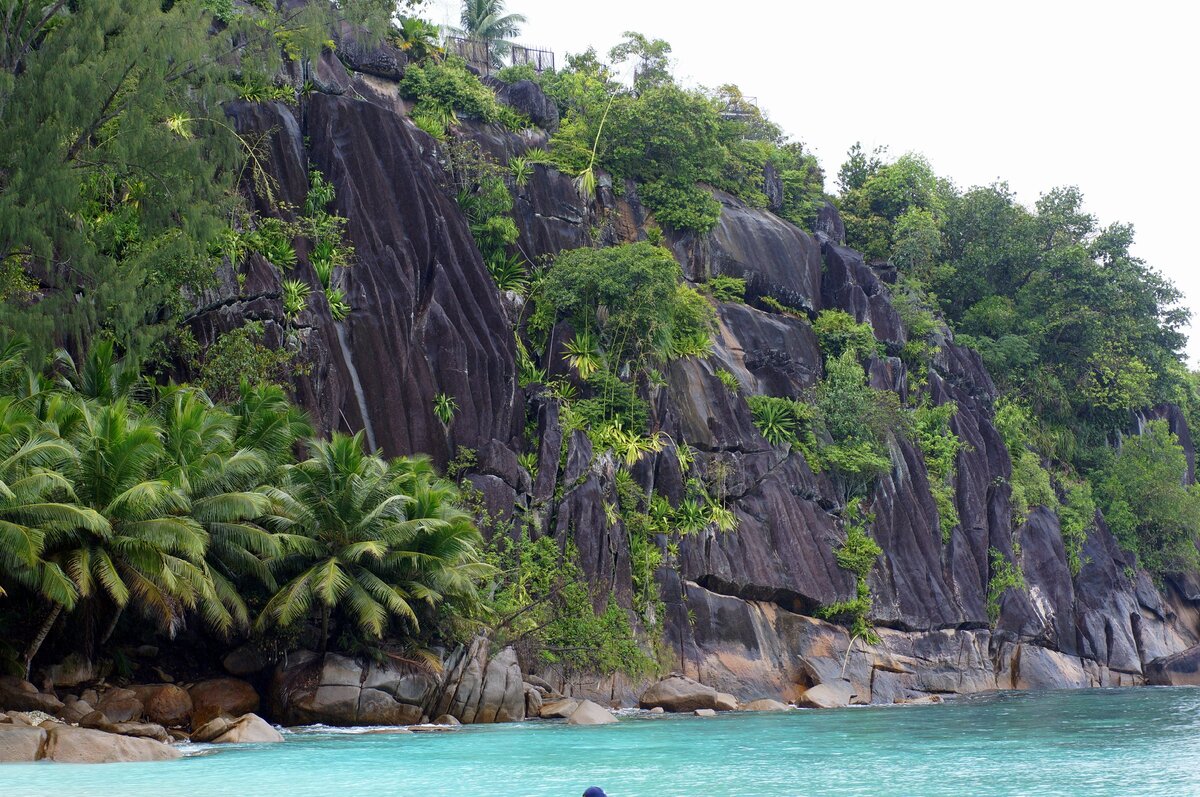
[583,788,607,797]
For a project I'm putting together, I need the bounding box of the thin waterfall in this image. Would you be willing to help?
[334,321,379,452]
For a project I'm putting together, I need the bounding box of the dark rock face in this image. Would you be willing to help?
[204,76,1200,716]
[334,24,407,81]
[673,190,823,313]
[495,80,559,131]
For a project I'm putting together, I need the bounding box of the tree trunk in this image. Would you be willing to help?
[24,603,63,679]
[319,604,330,655]
[99,606,124,646]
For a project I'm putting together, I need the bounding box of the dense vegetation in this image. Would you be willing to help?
[0,338,486,676]
[833,146,1198,580]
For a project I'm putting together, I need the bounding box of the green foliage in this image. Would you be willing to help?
[912,402,964,540]
[747,395,817,460]
[399,57,528,131]
[497,63,538,84]
[987,547,1026,624]
[707,275,747,304]
[1010,450,1057,525]
[282,279,311,320]
[0,0,388,358]
[390,16,445,65]
[444,139,524,292]
[1093,420,1200,578]
[326,287,351,321]
[815,351,902,500]
[716,369,740,394]
[194,323,294,406]
[486,532,654,678]
[813,310,882,360]
[816,501,881,643]
[1059,477,1096,576]
[530,243,715,368]
[433,393,459,427]
[0,337,484,668]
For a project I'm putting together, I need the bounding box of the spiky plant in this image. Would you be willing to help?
[282,279,311,320]
[509,156,533,187]
[326,286,351,321]
[563,330,602,380]
[433,393,458,427]
[747,395,799,447]
[486,252,528,293]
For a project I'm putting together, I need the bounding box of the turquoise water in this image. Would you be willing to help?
[6,688,1200,796]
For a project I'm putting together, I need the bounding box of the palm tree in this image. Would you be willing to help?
[392,16,444,64]
[455,0,526,68]
[0,396,109,673]
[260,433,488,652]
[153,385,298,632]
[43,398,217,646]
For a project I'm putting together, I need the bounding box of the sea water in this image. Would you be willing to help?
[6,688,1200,796]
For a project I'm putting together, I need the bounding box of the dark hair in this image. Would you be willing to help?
[583,788,608,797]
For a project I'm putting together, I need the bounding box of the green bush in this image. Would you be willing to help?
[1093,420,1200,578]
[813,309,882,360]
[707,275,746,303]
[816,501,881,642]
[399,57,528,131]
[912,401,964,539]
[530,242,714,366]
[815,351,903,500]
[987,547,1025,624]
[496,63,538,84]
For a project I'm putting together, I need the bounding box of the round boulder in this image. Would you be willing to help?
[566,700,617,726]
[639,675,727,713]
[188,678,260,728]
[130,684,192,727]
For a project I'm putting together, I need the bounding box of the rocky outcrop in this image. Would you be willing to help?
[433,638,525,724]
[189,678,261,728]
[196,56,1200,719]
[43,725,180,763]
[566,700,616,725]
[271,651,437,726]
[0,724,47,762]
[0,676,63,714]
[639,675,735,713]
[210,713,285,744]
[129,684,191,728]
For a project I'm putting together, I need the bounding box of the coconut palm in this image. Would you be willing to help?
[455,0,526,68]
[260,433,487,652]
[153,385,297,631]
[43,398,218,643]
[392,16,444,64]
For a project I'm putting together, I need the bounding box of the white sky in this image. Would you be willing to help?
[427,0,1200,362]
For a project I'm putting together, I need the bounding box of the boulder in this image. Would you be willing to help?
[433,714,461,726]
[639,676,724,713]
[190,715,233,743]
[524,682,543,718]
[130,684,192,727]
[58,698,94,724]
[0,676,63,714]
[44,725,180,763]
[539,698,579,719]
[223,644,271,677]
[797,682,855,709]
[434,639,525,723]
[212,713,284,744]
[271,650,435,726]
[567,700,617,726]
[79,710,112,729]
[694,708,717,717]
[0,725,47,762]
[494,79,559,131]
[108,722,170,744]
[1146,645,1200,686]
[96,688,143,723]
[44,653,95,688]
[896,695,943,705]
[743,699,789,712]
[189,678,260,728]
[648,706,664,714]
[714,692,738,712]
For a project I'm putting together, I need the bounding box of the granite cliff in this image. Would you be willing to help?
[188,42,1200,716]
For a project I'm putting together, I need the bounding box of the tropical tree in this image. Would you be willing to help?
[40,399,218,650]
[392,16,444,63]
[260,433,488,652]
[455,0,526,67]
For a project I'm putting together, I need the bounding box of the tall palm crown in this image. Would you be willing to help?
[261,432,488,651]
[456,0,526,67]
